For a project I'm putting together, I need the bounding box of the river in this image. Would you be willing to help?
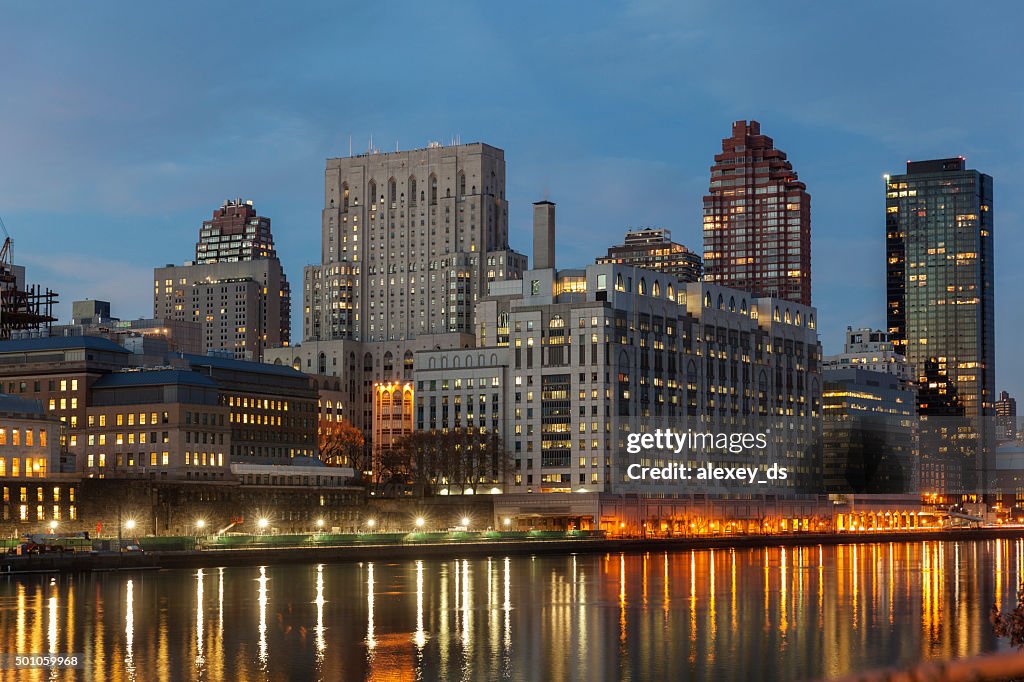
[1,539,1020,680]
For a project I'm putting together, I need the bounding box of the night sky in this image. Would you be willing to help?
[3,2,1021,396]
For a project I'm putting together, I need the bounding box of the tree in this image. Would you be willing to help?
[992,581,1024,649]
[395,428,511,497]
[318,419,367,474]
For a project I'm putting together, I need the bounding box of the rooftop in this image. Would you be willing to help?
[180,353,307,379]
[0,394,46,416]
[0,335,131,355]
[92,370,218,390]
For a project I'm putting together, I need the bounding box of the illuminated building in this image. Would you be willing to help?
[885,157,995,494]
[703,120,812,305]
[372,381,414,481]
[597,228,702,283]
[268,141,527,456]
[82,369,231,481]
[181,354,317,464]
[419,202,823,503]
[154,199,291,361]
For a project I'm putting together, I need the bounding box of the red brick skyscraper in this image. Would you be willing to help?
[702,120,811,305]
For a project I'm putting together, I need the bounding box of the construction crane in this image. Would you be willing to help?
[0,215,57,339]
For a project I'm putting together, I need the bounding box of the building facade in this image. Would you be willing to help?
[82,370,231,481]
[414,205,823,497]
[703,120,812,305]
[885,157,995,494]
[307,141,526,343]
[596,228,702,283]
[154,199,291,360]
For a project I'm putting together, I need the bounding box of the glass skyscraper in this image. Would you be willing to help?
[885,157,995,495]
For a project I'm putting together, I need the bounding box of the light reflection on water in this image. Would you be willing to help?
[0,539,1020,681]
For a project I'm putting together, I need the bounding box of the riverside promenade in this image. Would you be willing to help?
[5,526,1024,574]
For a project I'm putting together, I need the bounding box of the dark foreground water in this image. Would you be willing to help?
[1,540,1022,681]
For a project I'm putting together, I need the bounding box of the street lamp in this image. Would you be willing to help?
[48,520,58,531]
[125,519,136,531]
[366,518,376,532]
[257,517,269,533]
[460,516,470,528]
[195,519,206,531]
[316,518,325,531]
[503,517,512,528]
[415,517,425,529]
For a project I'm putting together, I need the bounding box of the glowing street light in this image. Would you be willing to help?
[125,519,137,531]
[460,517,470,527]
[257,517,269,532]
[195,519,206,531]
[366,518,376,529]
[415,517,425,529]
[503,517,512,527]
[316,518,325,530]
[48,520,58,531]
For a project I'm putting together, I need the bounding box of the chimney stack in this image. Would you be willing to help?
[532,200,556,270]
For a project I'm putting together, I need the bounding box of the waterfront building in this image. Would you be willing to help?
[415,203,823,503]
[597,228,702,283]
[154,199,291,361]
[0,336,318,473]
[82,369,231,481]
[703,120,812,305]
[822,368,917,494]
[179,354,317,465]
[885,157,995,494]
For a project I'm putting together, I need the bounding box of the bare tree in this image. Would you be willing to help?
[396,428,510,497]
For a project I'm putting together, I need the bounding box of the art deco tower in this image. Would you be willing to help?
[703,121,811,305]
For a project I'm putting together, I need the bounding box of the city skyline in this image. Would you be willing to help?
[2,2,1022,399]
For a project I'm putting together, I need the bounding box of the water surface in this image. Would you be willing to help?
[1,539,1020,681]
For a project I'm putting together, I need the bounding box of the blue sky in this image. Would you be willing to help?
[2,1,1022,397]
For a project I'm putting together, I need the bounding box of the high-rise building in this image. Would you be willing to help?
[154,199,291,360]
[307,142,526,343]
[196,198,278,264]
[596,228,702,283]
[997,390,1018,442]
[703,120,811,305]
[885,157,995,493]
[270,142,527,451]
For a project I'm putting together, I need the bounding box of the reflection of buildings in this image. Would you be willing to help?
[885,158,995,495]
[822,327,917,493]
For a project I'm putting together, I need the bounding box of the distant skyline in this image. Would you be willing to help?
[2,1,1021,396]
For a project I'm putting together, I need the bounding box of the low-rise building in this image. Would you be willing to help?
[83,369,231,481]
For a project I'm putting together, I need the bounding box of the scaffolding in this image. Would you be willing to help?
[0,217,57,340]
